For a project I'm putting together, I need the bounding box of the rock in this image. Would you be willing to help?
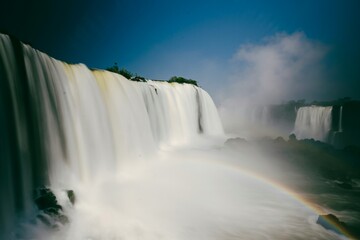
[67,190,76,205]
[34,187,75,229]
[34,188,62,212]
[316,214,351,237]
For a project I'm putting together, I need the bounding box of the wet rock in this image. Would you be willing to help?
[316,214,351,237]
[34,188,62,212]
[67,190,76,205]
[34,187,75,228]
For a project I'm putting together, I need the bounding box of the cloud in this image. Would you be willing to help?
[218,32,330,135]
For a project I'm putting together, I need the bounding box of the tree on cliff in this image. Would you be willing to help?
[106,63,133,79]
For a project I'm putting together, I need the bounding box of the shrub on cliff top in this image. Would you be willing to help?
[106,63,133,79]
[168,76,198,86]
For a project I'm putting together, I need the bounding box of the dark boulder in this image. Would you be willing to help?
[34,188,62,212]
[67,190,76,205]
[34,187,75,228]
[316,214,353,238]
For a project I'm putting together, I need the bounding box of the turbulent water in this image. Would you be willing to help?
[0,33,222,235]
[0,34,347,240]
[293,106,333,141]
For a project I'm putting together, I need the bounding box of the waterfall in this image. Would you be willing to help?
[338,106,343,132]
[0,33,223,236]
[251,105,270,126]
[292,106,332,141]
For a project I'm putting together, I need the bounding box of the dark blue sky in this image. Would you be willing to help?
[1,0,359,100]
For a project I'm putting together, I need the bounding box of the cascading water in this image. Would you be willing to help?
[292,106,333,141]
[0,34,345,240]
[0,33,223,237]
[338,106,343,132]
[330,106,344,146]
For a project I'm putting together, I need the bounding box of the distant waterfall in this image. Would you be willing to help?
[0,33,223,236]
[338,106,343,132]
[293,106,333,141]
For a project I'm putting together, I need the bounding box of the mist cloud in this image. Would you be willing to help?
[218,32,331,135]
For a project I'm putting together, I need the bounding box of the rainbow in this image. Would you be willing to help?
[207,157,355,239]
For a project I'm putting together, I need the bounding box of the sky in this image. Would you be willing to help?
[1,0,360,102]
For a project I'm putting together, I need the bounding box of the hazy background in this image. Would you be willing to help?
[1,0,360,103]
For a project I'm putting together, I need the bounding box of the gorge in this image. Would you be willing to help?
[1,33,359,240]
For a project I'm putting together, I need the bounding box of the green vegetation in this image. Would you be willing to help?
[309,97,354,107]
[130,76,146,82]
[168,76,198,86]
[278,97,356,108]
[106,63,198,86]
[106,63,146,82]
[106,63,133,79]
[272,98,359,110]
